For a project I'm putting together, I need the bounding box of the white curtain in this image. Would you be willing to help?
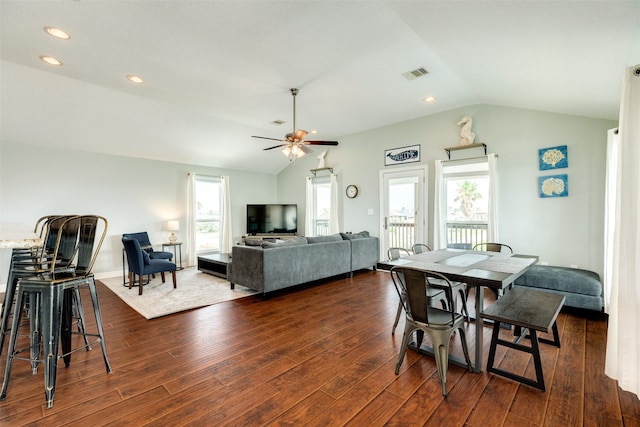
[304,177,315,237]
[486,153,499,242]
[329,173,340,234]
[220,176,233,254]
[186,173,197,266]
[604,128,620,312]
[605,64,640,399]
[432,160,446,249]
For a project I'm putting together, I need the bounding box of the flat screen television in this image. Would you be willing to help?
[246,204,297,235]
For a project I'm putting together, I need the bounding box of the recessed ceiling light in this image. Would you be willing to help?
[43,26,71,40]
[423,96,437,103]
[310,130,318,134]
[127,75,144,83]
[39,55,62,66]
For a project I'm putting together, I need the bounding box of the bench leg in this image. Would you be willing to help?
[486,322,547,391]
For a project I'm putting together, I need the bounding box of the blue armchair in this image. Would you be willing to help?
[122,232,173,260]
[121,232,174,285]
[122,238,177,295]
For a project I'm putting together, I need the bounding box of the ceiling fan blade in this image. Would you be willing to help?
[252,135,284,142]
[304,141,339,146]
[263,144,288,150]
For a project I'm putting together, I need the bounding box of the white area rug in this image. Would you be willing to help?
[100,267,257,319]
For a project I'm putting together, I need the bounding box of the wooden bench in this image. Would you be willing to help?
[480,287,565,391]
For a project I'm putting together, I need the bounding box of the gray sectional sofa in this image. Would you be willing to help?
[228,232,378,296]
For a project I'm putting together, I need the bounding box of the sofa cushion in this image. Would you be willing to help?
[340,231,370,240]
[244,237,263,246]
[307,234,343,244]
[261,236,308,249]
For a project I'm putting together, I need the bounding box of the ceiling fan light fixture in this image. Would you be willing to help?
[282,146,292,156]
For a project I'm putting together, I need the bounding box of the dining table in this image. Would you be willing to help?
[378,248,538,372]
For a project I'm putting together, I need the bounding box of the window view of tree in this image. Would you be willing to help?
[447,178,488,221]
[444,175,489,248]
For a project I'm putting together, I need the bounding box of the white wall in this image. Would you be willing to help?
[0,143,278,281]
[277,104,616,277]
[1,104,617,284]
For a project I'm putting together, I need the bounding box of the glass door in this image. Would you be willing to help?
[380,166,427,260]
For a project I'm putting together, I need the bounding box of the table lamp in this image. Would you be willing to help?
[167,220,179,243]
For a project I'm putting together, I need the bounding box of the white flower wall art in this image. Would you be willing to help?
[539,174,568,198]
[539,145,568,170]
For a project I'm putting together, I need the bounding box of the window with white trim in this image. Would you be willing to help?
[194,176,221,252]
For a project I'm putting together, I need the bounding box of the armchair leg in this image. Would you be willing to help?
[138,274,144,295]
[160,272,166,283]
[128,272,133,289]
[172,270,177,288]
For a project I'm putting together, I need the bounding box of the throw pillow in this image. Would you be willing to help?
[261,236,308,249]
[340,231,370,240]
[244,237,263,246]
[307,234,343,244]
[142,250,151,265]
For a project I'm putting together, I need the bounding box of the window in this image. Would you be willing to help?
[442,159,491,249]
[305,174,339,237]
[194,176,221,252]
[310,177,331,236]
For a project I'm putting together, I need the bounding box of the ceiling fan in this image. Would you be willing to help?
[252,88,339,159]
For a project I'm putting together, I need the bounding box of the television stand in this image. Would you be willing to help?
[242,234,299,244]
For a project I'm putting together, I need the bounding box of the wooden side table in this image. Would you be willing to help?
[162,242,183,270]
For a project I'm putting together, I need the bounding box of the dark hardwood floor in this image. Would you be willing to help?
[1,270,639,426]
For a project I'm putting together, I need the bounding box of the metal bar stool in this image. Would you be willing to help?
[0,215,112,408]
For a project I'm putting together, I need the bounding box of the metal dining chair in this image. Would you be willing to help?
[411,243,432,254]
[391,266,472,396]
[470,242,514,299]
[388,247,450,334]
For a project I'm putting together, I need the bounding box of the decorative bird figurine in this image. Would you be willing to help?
[457,116,476,146]
[317,150,327,168]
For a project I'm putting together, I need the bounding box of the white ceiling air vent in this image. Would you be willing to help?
[270,120,286,125]
[402,67,429,81]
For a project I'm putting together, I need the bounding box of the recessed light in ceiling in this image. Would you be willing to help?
[39,55,62,66]
[43,26,71,40]
[127,75,144,83]
[310,130,318,134]
[423,96,437,103]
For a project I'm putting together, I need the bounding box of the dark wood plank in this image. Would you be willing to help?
[0,271,638,426]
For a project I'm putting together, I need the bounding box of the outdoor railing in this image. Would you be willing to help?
[315,219,330,236]
[446,222,488,249]
[387,220,488,250]
[388,219,415,249]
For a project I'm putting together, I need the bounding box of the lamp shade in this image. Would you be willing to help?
[167,220,179,231]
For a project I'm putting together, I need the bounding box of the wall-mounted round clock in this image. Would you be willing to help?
[346,185,359,199]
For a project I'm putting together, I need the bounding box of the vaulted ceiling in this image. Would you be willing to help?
[1,1,638,174]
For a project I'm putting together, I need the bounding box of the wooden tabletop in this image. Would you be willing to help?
[0,223,42,249]
[379,249,537,290]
